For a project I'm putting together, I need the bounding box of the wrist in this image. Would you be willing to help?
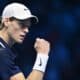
[33,53,49,72]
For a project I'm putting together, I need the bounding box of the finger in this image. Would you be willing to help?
[36,38,41,41]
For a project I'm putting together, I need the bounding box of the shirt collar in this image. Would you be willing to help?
[0,37,17,59]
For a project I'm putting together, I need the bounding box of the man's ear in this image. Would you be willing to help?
[2,18,10,28]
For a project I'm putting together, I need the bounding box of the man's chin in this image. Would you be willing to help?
[16,39,24,44]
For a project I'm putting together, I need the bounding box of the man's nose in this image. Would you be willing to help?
[23,27,29,33]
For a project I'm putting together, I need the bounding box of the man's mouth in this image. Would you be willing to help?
[20,35,26,40]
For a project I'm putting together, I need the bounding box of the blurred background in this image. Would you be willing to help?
[0,0,80,80]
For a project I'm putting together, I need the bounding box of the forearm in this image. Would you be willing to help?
[26,70,44,80]
[26,53,49,80]
[10,38,50,80]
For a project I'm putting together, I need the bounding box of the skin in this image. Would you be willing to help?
[0,17,50,80]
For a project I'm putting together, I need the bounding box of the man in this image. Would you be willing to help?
[0,2,50,80]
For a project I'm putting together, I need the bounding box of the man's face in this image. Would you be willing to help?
[6,18,31,43]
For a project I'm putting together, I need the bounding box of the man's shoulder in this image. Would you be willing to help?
[0,46,7,54]
[0,42,12,59]
[0,39,6,51]
[0,40,6,48]
[0,43,17,63]
[0,47,9,59]
[0,41,8,52]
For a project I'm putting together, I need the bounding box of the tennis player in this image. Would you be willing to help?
[0,2,50,80]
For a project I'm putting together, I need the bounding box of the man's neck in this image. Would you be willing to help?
[0,30,14,47]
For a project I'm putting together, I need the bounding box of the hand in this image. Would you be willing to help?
[34,38,50,55]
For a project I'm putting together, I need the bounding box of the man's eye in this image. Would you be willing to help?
[17,21,31,28]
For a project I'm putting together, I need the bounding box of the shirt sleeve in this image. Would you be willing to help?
[0,48,21,80]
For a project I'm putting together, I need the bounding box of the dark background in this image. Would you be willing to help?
[0,0,80,80]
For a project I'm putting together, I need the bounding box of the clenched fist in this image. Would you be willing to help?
[34,38,50,55]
